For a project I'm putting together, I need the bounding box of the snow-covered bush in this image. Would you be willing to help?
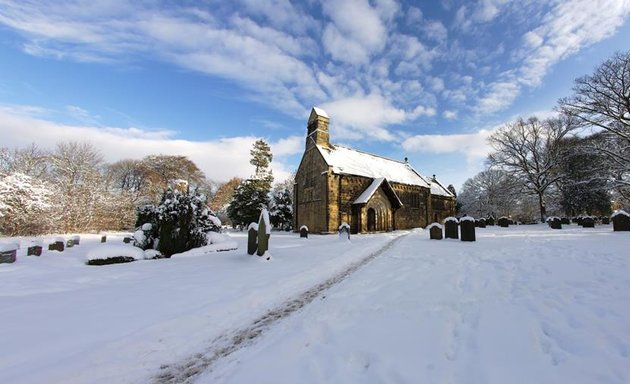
[0,172,55,236]
[85,245,145,265]
[136,187,221,257]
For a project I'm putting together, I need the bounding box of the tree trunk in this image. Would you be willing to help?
[538,193,546,223]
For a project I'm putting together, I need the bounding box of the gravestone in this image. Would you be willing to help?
[477,218,486,228]
[27,245,43,256]
[561,217,570,225]
[444,217,459,239]
[575,216,584,226]
[549,217,562,229]
[0,244,18,264]
[581,216,595,228]
[49,239,64,252]
[601,217,610,225]
[247,223,258,255]
[611,210,630,231]
[66,239,74,248]
[338,222,350,240]
[257,209,270,257]
[486,217,495,226]
[427,223,443,240]
[101,235,107,243]
[299,225,308,238]
[460,216,476,242]
[123,236,132,244]
[498,217,509,227]
[71,235,80,245]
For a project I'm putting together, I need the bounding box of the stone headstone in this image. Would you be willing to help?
[27,245,43,256]
[601,217,610,225]
[49,240,64,252]
[498,217,509,227]
[561,217,570,225]
[581,217,595,228]
[257,211,270,257]
[460,217,476,241]
[338,222,350,240]
[611,211,630,231]
[101,235,107,243]
[486,217,495,226]
[428,223,443,240]
[71,235,80,245]
[0,243,18,264]
[247,223,258,255]
[299,225,308,238]
[66,239,74,248]
[477,218,486,228]
[444,218,459,239]
[123,236,132,244]
[549,217,562,229]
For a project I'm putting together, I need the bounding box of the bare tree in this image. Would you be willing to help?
[558,50,630,199]
[459,169,520,219]
[488,116,573,222]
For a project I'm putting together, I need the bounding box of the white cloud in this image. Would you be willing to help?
[0,105,300,183]
[443,110,458,120]
[402,129,494,160]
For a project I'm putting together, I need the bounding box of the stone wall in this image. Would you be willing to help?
[294,147,330,233]
[431,195,456,223]
[392,183,429,229]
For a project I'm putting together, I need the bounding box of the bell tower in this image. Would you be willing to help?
[306,107,330,150]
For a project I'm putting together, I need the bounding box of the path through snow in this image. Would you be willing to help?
[153,233,409,383]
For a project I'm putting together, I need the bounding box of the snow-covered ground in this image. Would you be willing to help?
[1,225,630,384]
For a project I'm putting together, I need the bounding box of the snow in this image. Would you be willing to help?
[459,215,476,222]
[85,244,145,261]
[353,177,403,207]
[0,242,18,252]
[611,209,630,218]
[209,214,222,227]
[300,225,309,231]
[141,223,152,231]
[1,226,630,384]
[426,223,443,230]
[248,222,259,231]
[317,145,431,187]
[444,216,459,223]
[431,177,454,197]
[259,208,271,234]
[311,106,329,118]
[339,222,350,231]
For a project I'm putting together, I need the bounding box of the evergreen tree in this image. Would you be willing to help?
[270,188,293,230]
[227,140,274,228]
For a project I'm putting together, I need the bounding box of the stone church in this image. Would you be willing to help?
[293,107,456,234]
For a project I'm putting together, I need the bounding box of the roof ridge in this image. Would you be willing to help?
[330,143,408,164]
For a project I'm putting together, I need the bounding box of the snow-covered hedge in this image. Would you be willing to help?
[85,245,145,266]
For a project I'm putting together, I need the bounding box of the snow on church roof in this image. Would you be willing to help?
[431,178,454,197]
[352,177,403,207]
[316,145,431,188]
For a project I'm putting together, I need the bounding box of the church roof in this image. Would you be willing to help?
[431,177,454,197]
[316,144,431,188]
[353,177,403,208]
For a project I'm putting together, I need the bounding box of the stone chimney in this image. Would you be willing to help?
[306,107,330,150]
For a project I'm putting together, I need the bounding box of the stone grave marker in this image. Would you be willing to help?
[611,210,630,231]
[71,235,80,245]
[581,216,595,228]
[257,209,271,257]
[477,218,486,228]
[460,216,476,242]
[549,217,562,229]
[427,223,443,240]
[101,235,107,243]
[498,217,509,227]
[602,217,610,225]
[561,217,570,225]
[486,216,495,226]
[444,217,459,239]
[299,225,308,238]
[0,243,18,264]
[339,222,350,240]
[27,245,43,256]
[247,222,258,255]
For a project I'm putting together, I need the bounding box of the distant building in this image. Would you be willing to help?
[294,107,456,234]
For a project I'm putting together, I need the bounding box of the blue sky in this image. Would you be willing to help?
[1,0,629,190]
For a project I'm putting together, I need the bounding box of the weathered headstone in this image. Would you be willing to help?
[299,225,308,238]
[27,245,43,256]
[257,209,270,257]
[71,235,80,245]
[101,235,107,243]
[611,210,630,231]
[0,243,18,264]
[486,216,495,226]
[338,222,350,240]
[66,239,74,248]
[427,223,443,240]
[444,217,459,239]
[581,216,595,228]
[460,216,476,241]
[561,217,570,225]
[549,217,562,229]
[247,223,258,255]
[477,218,486,228]
[49,238,64,252]
[123,236,132,244]
[498,217,509,228]
[601,217,610,225]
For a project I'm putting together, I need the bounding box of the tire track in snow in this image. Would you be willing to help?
[152,232,409,384]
